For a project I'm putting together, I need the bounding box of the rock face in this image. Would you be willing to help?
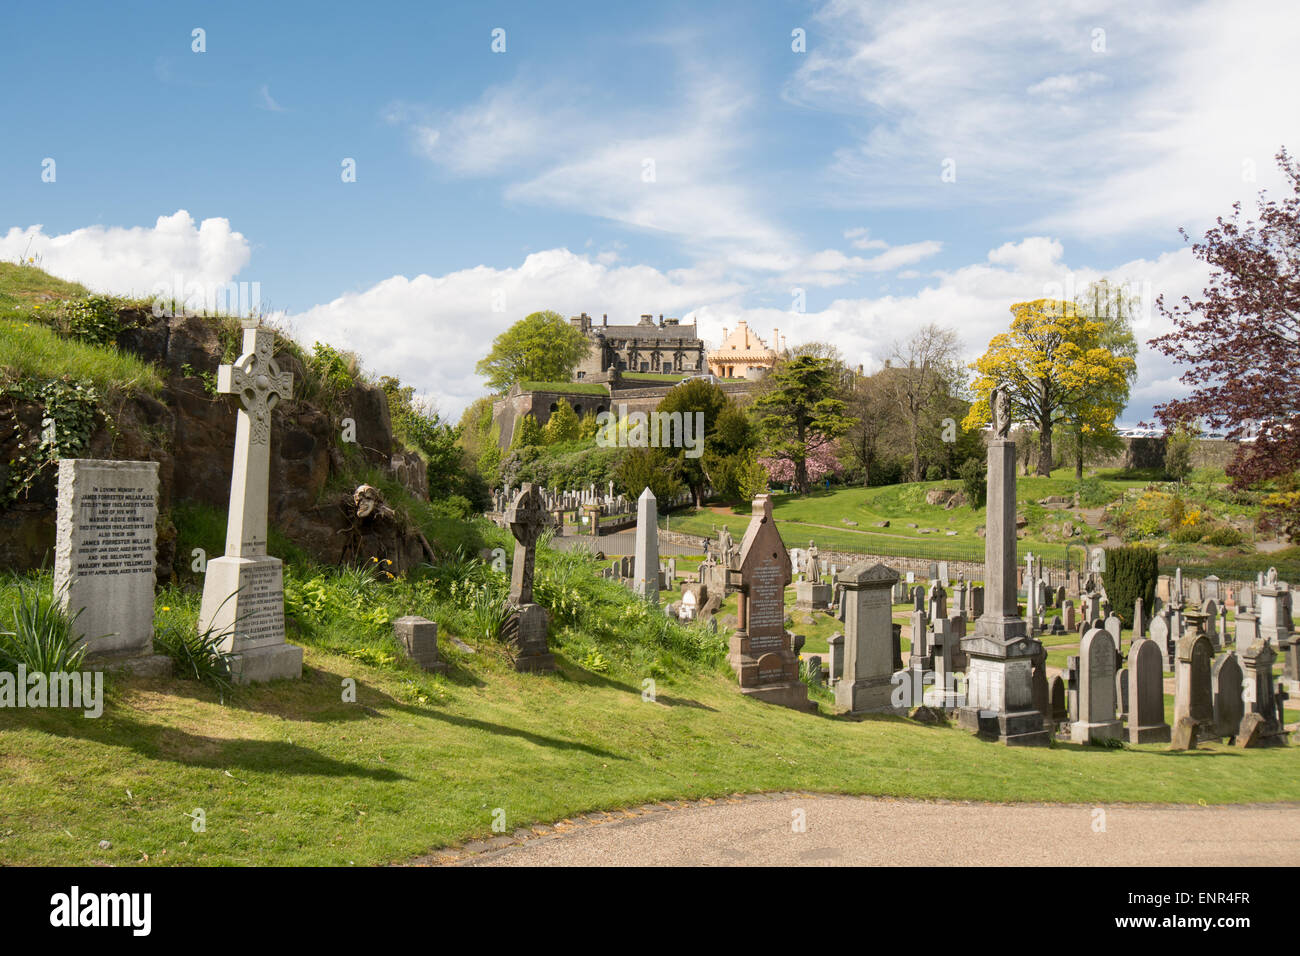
[0,310,430,575]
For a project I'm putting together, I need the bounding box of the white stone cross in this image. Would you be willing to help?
[216,323,293,557]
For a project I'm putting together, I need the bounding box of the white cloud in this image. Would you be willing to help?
[258,85,287,112]
[786,0,1300,237]
[0,210,251,298]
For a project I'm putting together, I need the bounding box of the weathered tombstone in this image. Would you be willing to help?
[1211,653,1245,741]
[891,621,904,672]
[53,459,169,673]
[827,632,844,684]
[1104,613,1123,657]
[1156,575,1172,604]
[835,563,903,714]
[504,483,556,672]
[1202,599,1219,648]
[1186,577,1203,606]
[632,488,660,603]
[1150,611,1172,668]
[1065,655,1080,723]
[1133,597,1146,640]
[956,388,1049,745]
[938,561,950,588]
[1173,619,1214,743]
[1238,583,1253,610]
[1203,575,1221,602]
[1128,639,1170,744]
[805,655,823,685]
[1238,640,1286,746]
[1049,676,1067,727]
[971,585,984,619]
[196,323,303,684]
[1071,628,1123,743]
[727,495,812,711]
[1063,600,1076,632]
[393,616,446,673]
[1115,666,1128,720]
[1031,648,1049,730]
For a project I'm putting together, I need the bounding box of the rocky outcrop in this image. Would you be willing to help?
[1,309,431,575]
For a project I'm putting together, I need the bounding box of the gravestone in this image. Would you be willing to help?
[196,322,303,684]
[1203,575,1221,602]
[632,488,660,603]
[393,616,446,673]
[1150,611,1173,668]
[827,633,844,684]
[1115,666,1128,720]
[1071,628,1123,743]
[1063,600,1076,632]
[1104,613,1123,657]
[971,585,984,619]
[1065,655,1080,723]
[1173,619,1214,744]
[835,563,903,714]
[1239,640,1286,746]
[504,483,556,672]
[1133,597,1146,640]
[53,459,170,673]
[1211,653,1244,741]
[727,495,812,711]
[1049,676,1067,728]
[1128,638,1170,744]
[957,387,1049,745]
[1202,599,1219,648]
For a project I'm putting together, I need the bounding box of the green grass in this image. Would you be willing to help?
[0,318,164,395]
[0,262,91,320]
[518,380,610,396]
[620,372,687,383]
[1,551,1297,867]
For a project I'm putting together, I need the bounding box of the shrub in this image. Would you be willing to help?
[1101,545,1158,628]
[959,457,986,508]
[924,464,943,481]
[1072,476,1111,507]
[0,580,89,673]
[154,619,233,694]
[1201,525,1244,547]
[63,295,123,346]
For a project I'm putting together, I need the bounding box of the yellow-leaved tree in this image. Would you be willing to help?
[963,299,1136,476]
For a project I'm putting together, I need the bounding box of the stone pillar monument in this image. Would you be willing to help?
[197,322,303,684]
[632,488,659,603]
[834,563,903,714]
[957,386,1049,745]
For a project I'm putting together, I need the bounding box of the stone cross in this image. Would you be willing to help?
[506,483,547,605]
[216,323,293,557]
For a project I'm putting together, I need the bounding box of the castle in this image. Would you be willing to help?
[569,312,707,378]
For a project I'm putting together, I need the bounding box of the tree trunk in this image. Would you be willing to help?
[1037,420,1054,477]
[1075,437,1084,481]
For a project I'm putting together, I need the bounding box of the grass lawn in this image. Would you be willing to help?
[3,633,1298,868]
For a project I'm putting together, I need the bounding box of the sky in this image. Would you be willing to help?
[2,0,1297,423]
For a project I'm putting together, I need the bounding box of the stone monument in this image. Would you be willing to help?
[196,322,302,684]
[834,563,903,715]
[632,487,660,603]
[504,483,556,672]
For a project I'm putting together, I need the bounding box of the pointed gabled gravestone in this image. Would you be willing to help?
[727,494,813,712]
[197,322,302,684]
[632,487,660,603]
[504,483,556,673]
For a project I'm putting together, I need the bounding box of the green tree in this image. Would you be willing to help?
[476,311,591,391]
[512,413,544,449]
[614,446,683,503]
[542,399,580,444]
[751,355,853,493]
[655,380,756,506]
[1165,422,1198,482]
[1102,545,1158,628]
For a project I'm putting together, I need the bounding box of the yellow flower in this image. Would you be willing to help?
[161,606,171,611]
[370,556,378,562]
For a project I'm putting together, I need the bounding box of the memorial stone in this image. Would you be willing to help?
[1128,638,1170,744]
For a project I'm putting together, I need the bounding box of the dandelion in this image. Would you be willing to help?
[161,606,171,612]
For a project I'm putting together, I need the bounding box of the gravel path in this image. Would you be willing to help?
[435,795,1300,867]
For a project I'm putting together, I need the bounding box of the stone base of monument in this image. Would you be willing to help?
[957,621,1051,746]
[729,638,815,712]
[836,674,902,714]
[199,555,302,684]
[228,643,304,684]
[509,603,556,673]
[86,649,174,678]
[1070,718,1124,744]
[795,581,832,611]
[1129,721,1172,745]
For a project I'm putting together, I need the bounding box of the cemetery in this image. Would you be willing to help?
[0,262,1297,867]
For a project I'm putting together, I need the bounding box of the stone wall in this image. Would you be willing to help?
[0,310,430,576]
[1089,436,1242,472]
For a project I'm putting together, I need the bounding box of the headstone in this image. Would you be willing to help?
[1186,577,1203,606]
[1133,597,1146,640]
[53,459,169,673]
[835,563,903,714]
[393,616,446,673]
[1128,639,1170,744]
[1202,599,1219,648]
[805,655,823,685]
[1203,575,1221,602]
[1211,653,1244,741]
[726,495,812,711]
[1150,611,1173,668]
[196,323,303,684]
[1173,617,1214,744]
[1049,676,1067,727]
[1116,666,1128,720]
[1063,600,1076,632]
[1071,628,1123,743]
[1233,610,1258,649]
[1104,613,1123,657]
[827,633,844,684]
[956,388,1049,746]
[1065,655,1080,723]
[1239,640,1285,746]
[504,483,556,672]
[632,488,660,603]
[971,585,984,619]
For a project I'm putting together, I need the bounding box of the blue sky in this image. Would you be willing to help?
[3,0,1297,419]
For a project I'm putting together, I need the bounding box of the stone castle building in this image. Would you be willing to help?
[707,320,781,380]
[569,312,707,379]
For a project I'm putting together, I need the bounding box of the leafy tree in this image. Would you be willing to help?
[379,376,468,500]
[964,299,1136,477]
[1164,422,1198,482]
[842,370,901,487]
[884,324,964,482]
[577,409,601,441]
[655,380,728,506]
[958,456,986,509]
[1102,545,1158,629]
[542,399,580,444]
[1149,149,1300,536]
[512,412,544,449]
[751,355,852,493]
[476,311,591,391]
[614,445,683,503]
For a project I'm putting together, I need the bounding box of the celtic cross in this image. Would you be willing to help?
[505,482,548,604]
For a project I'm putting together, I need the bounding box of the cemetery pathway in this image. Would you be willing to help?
[442,794,1300,866]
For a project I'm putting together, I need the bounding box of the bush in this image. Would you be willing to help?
[1201,525,1244,547]
[1072,476,1111,507]
[959,456,986,508]
[924,464,943,481]
[154,619,233,694]
[0,580,88,673]
[1170,524,1205,544]
[1101,545,1158,628]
